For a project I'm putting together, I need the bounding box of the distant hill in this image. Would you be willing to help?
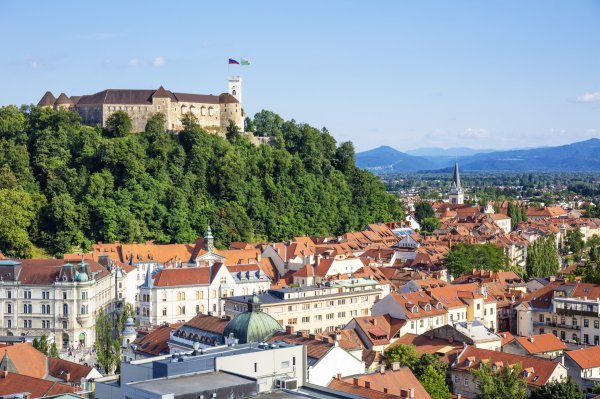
[355,146,435,172]
[356,138,600,173]
[406,147,495,157]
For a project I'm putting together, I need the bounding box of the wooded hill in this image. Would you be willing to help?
[0,106,403,257]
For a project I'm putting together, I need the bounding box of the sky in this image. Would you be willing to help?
[0,1,599,152]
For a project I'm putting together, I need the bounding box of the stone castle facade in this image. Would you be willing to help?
[38,76,244,133]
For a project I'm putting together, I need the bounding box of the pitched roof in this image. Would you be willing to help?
[0,343,48,379]
[183,314,229,335]
[5,259,110,285]
[453,346,562,387]
[352,315,406,346]
[269,330,363,360]
[427,283,483,309]
[0,372,77,398]
[152,265,221,287]
[337,367,432,399]
[512,333,566,354]
[54,93,74,106]
[152,86,171,99]
[133,324,177,356]
[566,345,600,369]
[393,333,462,364]
[48,357,95,382]
[389,291,446,319]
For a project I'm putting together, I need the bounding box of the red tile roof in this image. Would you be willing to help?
[0,343,47,379]
[48,357,95,383]
[352,315,406,346]
[183,315,229,335]
[393,334,462,363]
[390,291,446,319]
[152,264,222,287]
[133,324,178,356]
[566,345,600,369]
[337,367,431,399]
[512,333,566,354]
[0,372,77,398]
[453,346,563,387]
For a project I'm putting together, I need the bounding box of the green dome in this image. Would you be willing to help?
[223,300,282,344]
[75,270,89,282]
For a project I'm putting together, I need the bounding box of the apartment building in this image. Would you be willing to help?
[138,262,270,326]
[224,278,384,334]
[516,282,600,345]
[0,258,114,349]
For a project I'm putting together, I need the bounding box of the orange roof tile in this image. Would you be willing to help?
[338,367,431,399]
[513,333,566,354]
[0,372,77,398]
[566,346,600,369]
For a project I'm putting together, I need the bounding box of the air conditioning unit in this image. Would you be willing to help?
[276,377,298,390]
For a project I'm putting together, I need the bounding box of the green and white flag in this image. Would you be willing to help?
[241,58,251,66]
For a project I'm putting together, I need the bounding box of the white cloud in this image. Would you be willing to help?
[459,128,490,139]
[577,91,600,103]
[153,56,165,67]
[128,58,140,67]
[30,61,40,69]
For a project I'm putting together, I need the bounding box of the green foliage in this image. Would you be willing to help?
[226,120,242,142]
[414,202,435,222]
[566,228,585,259]
[384,343,419,369]
[589,235,600,262]
[419,364,451,399]
[94,308,121,374]
[531,378,584,399]
[526,235,560,278]
[444,243,510,278]
[105,111,132,138]
[49,342,59,358]
[420,217,441,233]
[507,201,527,230]
[471,362,527,399]
[0,106,403,255]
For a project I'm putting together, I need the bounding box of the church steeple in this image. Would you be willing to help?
[205,225,214,253]
[449,161,464,205]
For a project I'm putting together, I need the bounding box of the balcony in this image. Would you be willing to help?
[533,321,580,331]
[556,308,598,318]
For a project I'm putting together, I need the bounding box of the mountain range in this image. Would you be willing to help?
[356,138,600,173]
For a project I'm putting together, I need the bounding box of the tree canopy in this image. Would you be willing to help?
[471,362,527,399]
[0,106,403,255]
[526,235,560,278]
[444,243,510,277]
[531,378,584,399]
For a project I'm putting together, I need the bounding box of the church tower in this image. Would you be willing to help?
[449,161,464,205]
[205,225,215,253]
[228,76,242,105]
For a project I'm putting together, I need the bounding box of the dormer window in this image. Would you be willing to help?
[411,305,419,313]
[424,304,431,311]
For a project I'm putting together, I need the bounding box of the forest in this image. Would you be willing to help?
[0,106,403,257]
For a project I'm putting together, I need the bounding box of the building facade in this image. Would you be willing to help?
[38,77,244,133]
[0,259,115,349]
[224,278,384,334]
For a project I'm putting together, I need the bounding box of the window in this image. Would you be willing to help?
[42,291,49,300]
[254,363,257,372]
[476,303,480,310]
[411,321,415,329]
[326,313,334,320]
[42,304,50,314]
[80,305,89,314]
[196,291,204,300]
[23,320,32,329]
[63,292,67,300]
[315,315,322,321]
[81,291,88,300]
[6,303,11,314]
[595,320,600,329]
[328,301,334,307]
[162,308,167,316]
[419,319,424,327]
[7,320,11,329]
[63,304,68,315]
[464,378,469,387]
[6,291,11,299]
[288,318,297,325]
[62,320,67,329]
[178,292,186,301]
[338,299,346,305]
[560,316,565,325]
[337,311,346,318]
[302,316,310,323]
[314,328,323,333]
[539,314,544,322]
[23,304,32,314]
[302,304,310,310]
[585,319,590,328]
[208,107,214,116]
[23,290,31,299]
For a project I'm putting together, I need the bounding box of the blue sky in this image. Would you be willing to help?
[1,1,599,151]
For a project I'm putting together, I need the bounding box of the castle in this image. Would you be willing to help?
[37,76,244,133]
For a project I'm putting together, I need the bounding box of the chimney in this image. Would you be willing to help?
[392,362,400,371]
[0,370,7,378]
[353,378,359,386]
[409,388,415,399]
[383,388,389,394]
[65,371,71,382]
[336,373,342,380]
[529,336,534,343]
[364,381,371,389]
[285,325,294,334]
[380,365,386,374]
[457,395,462,399]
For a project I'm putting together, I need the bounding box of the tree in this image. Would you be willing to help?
[526,235,560,278]
[414,202,435,222]
[531,378,584,399]
[589,235,600,262]
[0,188,38,257]
[471,362,527,399]
[49,342,59,358]
[444,243,510,278]
[384,343,419,369]
[419,364,451,399]
[94,308,121,374]
[36,335,49,355]
[226,120,242,142]
[420,217,441,233]
[566,228,585,259]
[105,111,132,138]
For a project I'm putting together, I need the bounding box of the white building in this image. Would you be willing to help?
[0,258,115,349]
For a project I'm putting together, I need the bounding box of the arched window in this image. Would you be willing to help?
[201,106,206,116]
[208,107,214,116]
[63,303,68,315]
[232,90,237,96]
[162,308,167,316]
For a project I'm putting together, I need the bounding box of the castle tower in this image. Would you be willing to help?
[228,76,242,105]
[449,161,464,205]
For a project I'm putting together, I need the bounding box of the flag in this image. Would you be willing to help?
[241,58,251,66]
[228,58,239,65]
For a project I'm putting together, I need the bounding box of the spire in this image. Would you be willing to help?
[453,161,462,191]
[205,225,215,253]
